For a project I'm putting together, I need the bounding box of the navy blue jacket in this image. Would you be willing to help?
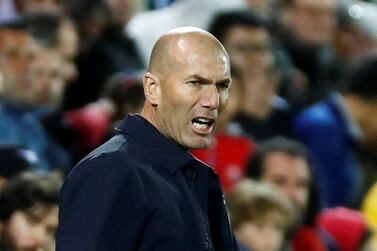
[57,114,239,251]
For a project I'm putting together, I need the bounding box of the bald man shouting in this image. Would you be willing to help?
[56,27,239,251]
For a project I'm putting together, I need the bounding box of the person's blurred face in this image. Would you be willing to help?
[154,37,232,149]
[289,0,337,45]
[224,25,273,73]
[242,60,280,116]
[5,204,58,251]
[29,48,64,107]
[235,210,286,251]
[261,152,310,217]
[217,73,243,129]
[0,30,37,104]
[58,20,79,82]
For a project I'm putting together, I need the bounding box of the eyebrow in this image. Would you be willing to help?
[187,74,231,85]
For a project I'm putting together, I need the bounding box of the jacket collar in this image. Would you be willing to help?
[115,114,201,174]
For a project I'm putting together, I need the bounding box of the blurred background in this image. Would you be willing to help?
[0,0,376,250]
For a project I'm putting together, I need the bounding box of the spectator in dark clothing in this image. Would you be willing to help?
[293,53,377,208]
[273,0,338,105]
[209,10,294,141]
[63,0,144,109]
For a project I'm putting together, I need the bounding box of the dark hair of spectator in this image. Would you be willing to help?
[0,145,38,178]
[102,73,145,111]
[208,9,267,43]
[342,53,377,100]
[0,171,62,221]
[246,136,310,179]
[25,11,63,47]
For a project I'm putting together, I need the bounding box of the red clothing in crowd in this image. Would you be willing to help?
[65,104,110,154]
[192,132,255,192]
[291,226,328,251]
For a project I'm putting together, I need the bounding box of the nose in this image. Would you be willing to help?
[200,85,220,110]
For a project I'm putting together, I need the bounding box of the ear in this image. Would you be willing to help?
[143,72,161,106]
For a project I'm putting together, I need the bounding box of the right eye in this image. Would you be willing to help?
[187,80,200,85]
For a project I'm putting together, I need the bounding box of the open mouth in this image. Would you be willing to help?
[191,117,215,135]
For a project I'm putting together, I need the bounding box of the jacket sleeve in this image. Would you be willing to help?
[56,152,149,251]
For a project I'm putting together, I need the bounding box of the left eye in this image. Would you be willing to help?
[188,80,200,85]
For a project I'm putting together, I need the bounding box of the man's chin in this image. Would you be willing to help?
[187,136,213,150]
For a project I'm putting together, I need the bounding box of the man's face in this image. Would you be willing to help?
[289,0,337,45]
[0,30,37,104]
[261,152,310,216]
[223,25,273,73]
[155,40,231,149]
[5,204,58,251]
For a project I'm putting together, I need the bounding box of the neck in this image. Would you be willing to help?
[140,103,159,130]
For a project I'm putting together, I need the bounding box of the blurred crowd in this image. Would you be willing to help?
[0,0,376,250]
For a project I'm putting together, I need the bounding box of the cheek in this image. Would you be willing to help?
[219,92,229,112]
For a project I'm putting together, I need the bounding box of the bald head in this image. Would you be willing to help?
[148,27,229,78]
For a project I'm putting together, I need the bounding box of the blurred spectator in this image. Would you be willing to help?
[226,179,294,251]
[0,171,62,251]
[209,10,294,141]
[63,73,145,162]
[192,67,255,192]
[25,11,79,85]
[127,0,245,65]
[63,0,109,51]
[0,18,71,172]
[331,0,377,86]
[274,0,338,104]
[317,207,374,251]
[63,0,144,109]
[247,137,335,251]
[0,20,52,171]
[293,53,377,208]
